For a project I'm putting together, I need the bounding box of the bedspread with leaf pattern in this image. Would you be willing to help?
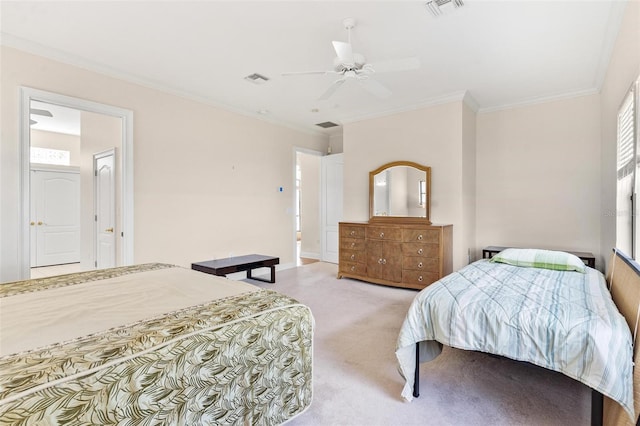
[0,264,313,425]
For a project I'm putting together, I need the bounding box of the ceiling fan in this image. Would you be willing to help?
[29,107,53,126]
[282,18,420,101]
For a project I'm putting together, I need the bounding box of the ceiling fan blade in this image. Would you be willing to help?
[30,108,53,117]
[357,77,392,99]
[282,70,331,77]
[369,57,421,73]
[318,79,346,101]
[332,41,354,65]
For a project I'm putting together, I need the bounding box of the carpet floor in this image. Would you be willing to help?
[248,261,590,426]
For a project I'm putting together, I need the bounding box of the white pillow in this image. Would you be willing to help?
[490,248,586,273]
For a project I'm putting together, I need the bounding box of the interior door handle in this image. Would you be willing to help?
[105,227,114,233]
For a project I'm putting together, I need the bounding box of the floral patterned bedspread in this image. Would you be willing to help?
[0,264,313,425]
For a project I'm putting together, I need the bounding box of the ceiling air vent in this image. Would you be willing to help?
[315,121,340,129]
[425,0,464,17]
[244,73,270,84]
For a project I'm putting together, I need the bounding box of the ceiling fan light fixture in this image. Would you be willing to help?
[425,0,464,17]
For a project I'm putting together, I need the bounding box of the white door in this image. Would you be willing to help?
[321,153,344,263]
[95,150,116,269]
[30,169,81,267]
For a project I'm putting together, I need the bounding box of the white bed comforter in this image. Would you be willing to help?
[396,259,634,419]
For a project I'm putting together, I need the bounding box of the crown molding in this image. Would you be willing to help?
[341,91,469,124]
[1,33,327,138]
[478,87,600,114]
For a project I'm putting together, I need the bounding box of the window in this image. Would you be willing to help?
[30,147,70,166]
[616,78,639,258]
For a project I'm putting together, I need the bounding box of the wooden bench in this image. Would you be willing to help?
[191,254,279,283]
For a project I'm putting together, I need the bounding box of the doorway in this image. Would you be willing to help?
[19,87,134,280]
[295,149,322,266]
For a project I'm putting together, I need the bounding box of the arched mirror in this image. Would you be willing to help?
[369,161,431,224]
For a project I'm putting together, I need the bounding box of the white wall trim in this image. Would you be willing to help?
[3,34,324,138]
[478,87,601,114]
[19,87,134,279]
[341,91,469,124]
[300,251,320,260]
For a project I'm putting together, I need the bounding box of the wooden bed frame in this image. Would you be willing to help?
[412,249,640,426]
[603,249,640,426]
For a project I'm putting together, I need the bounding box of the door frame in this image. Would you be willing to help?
[19,87,134,279]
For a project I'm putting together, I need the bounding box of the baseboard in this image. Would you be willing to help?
[300,251,320,260]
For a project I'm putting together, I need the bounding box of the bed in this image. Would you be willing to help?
[396,248,640,426]
[0,263,313,424]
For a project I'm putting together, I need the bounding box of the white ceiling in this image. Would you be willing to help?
[0,1,628,135]
[30,101,80,136]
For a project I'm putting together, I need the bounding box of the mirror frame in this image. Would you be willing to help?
[369,161,431,224]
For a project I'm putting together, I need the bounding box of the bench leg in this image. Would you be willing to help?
[246,267,276,284]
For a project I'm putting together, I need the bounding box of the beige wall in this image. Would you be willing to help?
[343,101,473,270]
[329,132,344,154]
[0,46,328,282]
[476,94,602,264]
[298,152,321,258]
[30,130,81,167]
[600,0,640,269]
[462,103,477,262]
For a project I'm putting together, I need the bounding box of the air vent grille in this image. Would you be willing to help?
[315,121,340,129]
[425,0,464,17]
[244,73,270,84]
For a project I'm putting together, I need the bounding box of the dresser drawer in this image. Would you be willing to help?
[403,270,439,287]
[402,257,439,272]
[402,229,440,243]
[340,261,367,276]
[340,224,365,239]
[366,226,402,241]
[340,250,366,263]
[340,238,366,251]
[402,243,438,258]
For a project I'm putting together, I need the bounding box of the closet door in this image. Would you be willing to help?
[321,153,344,263]
[31,169,81,267]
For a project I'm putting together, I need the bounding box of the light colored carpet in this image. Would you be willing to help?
[248,262,590,426]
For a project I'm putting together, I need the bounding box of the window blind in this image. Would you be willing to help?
[618,91,636,180]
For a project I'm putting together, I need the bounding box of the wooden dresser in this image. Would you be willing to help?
[338,221,453,290]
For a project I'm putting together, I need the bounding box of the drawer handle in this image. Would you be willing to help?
[351,242,355,248]
[418,276,423,282]
[418,248,423,255]
[350,254,355,260]
[418,234,423,240]
[382,258,387,264]
[418,262,423,268]
[350,230,355,236]
[351,266,356,271]
[380,232,384,238]
[378,258,383,264]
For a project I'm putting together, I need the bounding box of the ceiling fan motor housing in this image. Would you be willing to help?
[334,53,366,72]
